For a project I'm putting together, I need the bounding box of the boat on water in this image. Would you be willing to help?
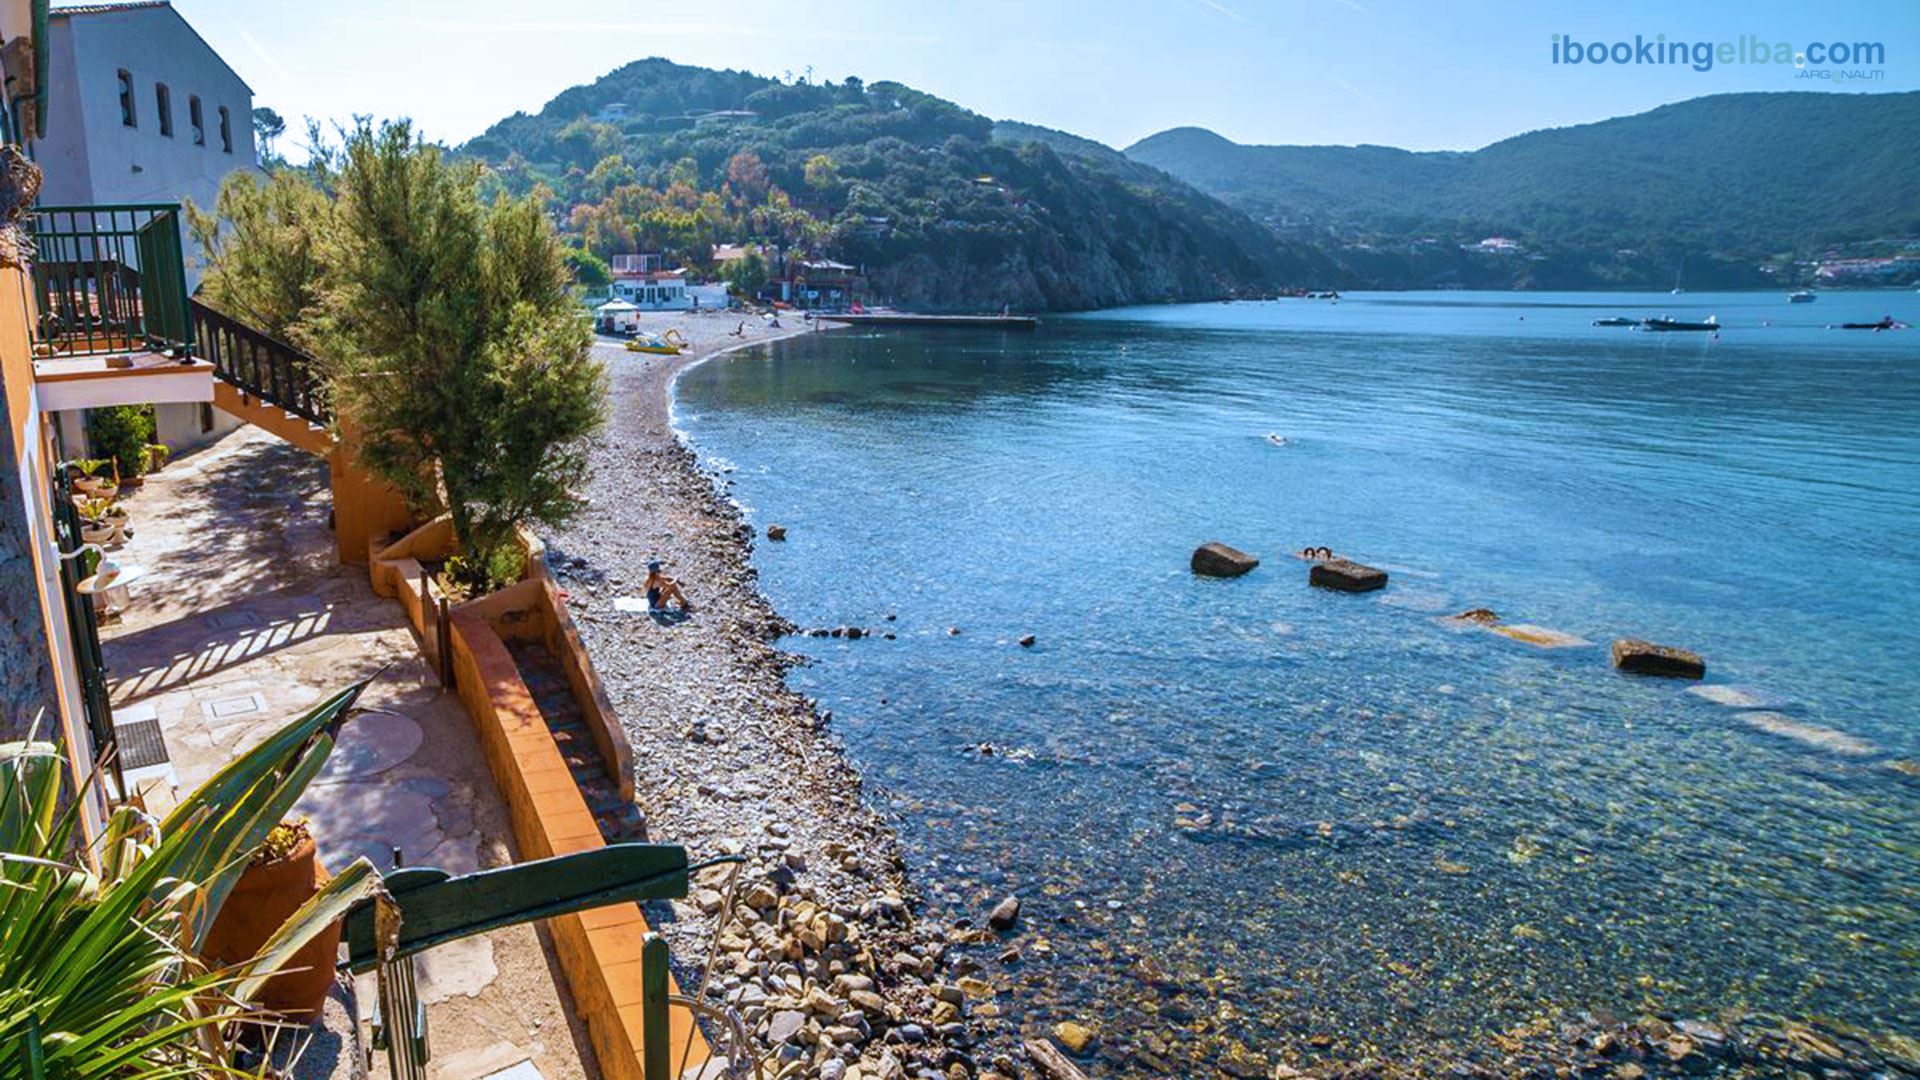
[1788,290,1816,304]
[1831,316,1908,331]
[1640,315,1719,333]
[1591,316,1638,327]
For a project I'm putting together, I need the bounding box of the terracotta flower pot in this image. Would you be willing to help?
[201,834,342,1023]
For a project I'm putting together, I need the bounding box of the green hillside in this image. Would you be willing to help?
[462,59,1329,310]
[1127,92,1920,288]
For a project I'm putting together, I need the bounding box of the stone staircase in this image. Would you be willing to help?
[505,639,645,843]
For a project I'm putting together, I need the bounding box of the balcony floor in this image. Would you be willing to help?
[99,426,595,1080]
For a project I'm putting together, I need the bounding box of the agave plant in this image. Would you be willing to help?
[0,682,389,1080]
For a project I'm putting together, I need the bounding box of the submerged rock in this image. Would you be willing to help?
[1052,1021,1097,1055]
[988,895,1021,931]
[1738,711,1876,756]
[1192,541,1260,577]
[1490,623,1591,648]
[1610,638,1705,678]
[1310,558,1388,593]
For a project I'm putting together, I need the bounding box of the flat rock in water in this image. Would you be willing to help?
[1737,711,1876,756]
[1610,638,1705,679]
[1309,558,1388,593]
[1192,542,1259,578]
[1491,623,1592,649]
[1688,683,1773,708]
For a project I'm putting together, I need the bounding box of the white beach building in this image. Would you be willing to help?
[609,254,730,311]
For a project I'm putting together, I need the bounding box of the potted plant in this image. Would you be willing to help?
[200,817,344,1022]
[144,441,172,472]
[71,457,117,498]
[75,493,124,545]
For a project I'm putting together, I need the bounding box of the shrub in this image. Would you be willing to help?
[86,404,154,479]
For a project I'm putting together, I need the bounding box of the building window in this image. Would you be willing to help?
[117,70,136,127]
[218,106,232,153]
[154,83,172,136]
[188,95,204,145]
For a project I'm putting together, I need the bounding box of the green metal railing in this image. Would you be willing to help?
[27,204,194,357]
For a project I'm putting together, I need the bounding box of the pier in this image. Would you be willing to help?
[818,312,1041,330]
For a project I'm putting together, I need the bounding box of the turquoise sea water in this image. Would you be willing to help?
[674,291,1920,1070]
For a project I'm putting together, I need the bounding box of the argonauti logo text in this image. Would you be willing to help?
[1551,34,1886,73]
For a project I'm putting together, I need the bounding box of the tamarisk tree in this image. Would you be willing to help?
[312,120,606,589]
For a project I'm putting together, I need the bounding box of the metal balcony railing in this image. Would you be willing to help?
[189,298,333,426]
[27,203,194,358]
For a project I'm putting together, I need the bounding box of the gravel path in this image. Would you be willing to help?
[543,311,1020,1080]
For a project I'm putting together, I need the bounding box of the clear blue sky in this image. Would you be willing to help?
[159,0,1919,155]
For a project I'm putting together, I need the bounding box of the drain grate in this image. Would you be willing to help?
[114,718,171,771]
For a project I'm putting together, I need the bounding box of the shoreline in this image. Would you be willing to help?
[549,305,1912,1076]
[544,311,1019,1080]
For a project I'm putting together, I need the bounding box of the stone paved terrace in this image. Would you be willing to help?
[99,426,595,1080]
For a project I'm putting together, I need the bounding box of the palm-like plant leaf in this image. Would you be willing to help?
[0,680,378,1080]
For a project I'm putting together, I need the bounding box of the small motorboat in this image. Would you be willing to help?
[1591,316,1637,327]
[1832,316,1907,331]
[1640,315,1718,332]
[1787,289,1816,304]
[625,328,688,354]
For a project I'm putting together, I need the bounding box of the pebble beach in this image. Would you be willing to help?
[542,311,1024,1080]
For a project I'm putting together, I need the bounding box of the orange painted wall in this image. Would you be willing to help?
[445,609,712,1080]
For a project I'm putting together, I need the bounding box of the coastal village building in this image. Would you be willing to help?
[774,257,862,310]
[31,0,259,452]
[609,252,728,310]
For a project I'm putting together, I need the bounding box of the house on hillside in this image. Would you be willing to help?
[774,258,862,310]
[30,0,259,452]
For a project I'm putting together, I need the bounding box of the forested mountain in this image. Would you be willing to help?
[1126,92,1920,289]
[462,60,1329,310]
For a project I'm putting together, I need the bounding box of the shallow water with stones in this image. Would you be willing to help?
[672,291,1920,1074]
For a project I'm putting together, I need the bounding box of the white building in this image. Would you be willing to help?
[609,255,729,311]
[33,0,259,451]
[36,2,257,218]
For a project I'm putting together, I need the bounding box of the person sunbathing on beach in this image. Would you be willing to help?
[645,560,692,613]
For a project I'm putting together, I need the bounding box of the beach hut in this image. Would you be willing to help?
[595,298,641,335]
